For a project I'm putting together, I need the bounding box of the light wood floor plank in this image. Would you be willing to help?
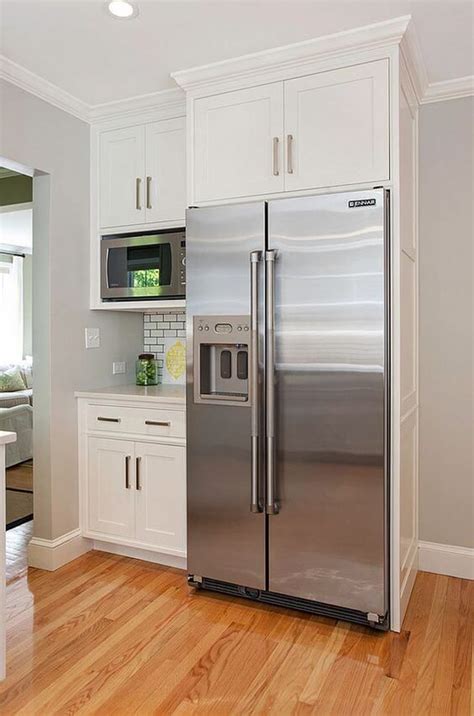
[0,551,471,715]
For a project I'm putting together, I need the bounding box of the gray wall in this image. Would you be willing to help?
[418,97,474,549]
[0,80,143,540]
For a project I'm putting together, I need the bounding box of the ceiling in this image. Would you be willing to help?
[0,0,473,106]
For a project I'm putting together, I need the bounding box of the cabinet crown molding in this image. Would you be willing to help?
[89,87,186,126]
[172,15,416,95]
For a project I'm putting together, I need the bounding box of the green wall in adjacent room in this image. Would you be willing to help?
[0,173,33,205]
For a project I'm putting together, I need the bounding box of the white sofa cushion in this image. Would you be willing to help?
[0,388,32,408]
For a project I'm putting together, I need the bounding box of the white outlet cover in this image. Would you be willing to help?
[85,327,100,349]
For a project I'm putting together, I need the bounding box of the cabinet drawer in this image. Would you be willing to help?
[86,404,185,439]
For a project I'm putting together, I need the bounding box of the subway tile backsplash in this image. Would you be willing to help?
[143,310,186,382]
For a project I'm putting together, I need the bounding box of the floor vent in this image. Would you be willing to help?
[195,577,389,631]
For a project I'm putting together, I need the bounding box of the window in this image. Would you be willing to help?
[0,253,23,364]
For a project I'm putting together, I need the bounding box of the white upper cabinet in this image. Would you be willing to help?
[284,60,390,191]
[99,118,186,229]
[145,118,186,224]
[188,61,389,203]
[193,83,284,202]
[99,126,145,228]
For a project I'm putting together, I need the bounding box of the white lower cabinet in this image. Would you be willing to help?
[87,437,186,554]
[78,394,186,564]
[135,442,186,552]
[88,437,135,539]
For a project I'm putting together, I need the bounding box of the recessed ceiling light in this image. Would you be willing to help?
[107,1,138,19]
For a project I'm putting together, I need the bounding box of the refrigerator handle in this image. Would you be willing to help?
[250,250,263,513]
[265,249,279,515]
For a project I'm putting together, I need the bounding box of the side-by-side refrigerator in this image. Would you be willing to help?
[186,189,390,630]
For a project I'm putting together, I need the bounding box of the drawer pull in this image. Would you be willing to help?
[145,420,171,427]
[97,416,121,423]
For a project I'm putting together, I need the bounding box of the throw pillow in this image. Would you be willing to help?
[0,367,26,392]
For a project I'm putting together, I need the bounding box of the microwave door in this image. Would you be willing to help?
[100,234,184,301]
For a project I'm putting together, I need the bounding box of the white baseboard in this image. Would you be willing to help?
[28,528,92,571]
[92,540,187,571]
[418,541,474,580]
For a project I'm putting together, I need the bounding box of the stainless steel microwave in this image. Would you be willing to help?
[100,229,185,301]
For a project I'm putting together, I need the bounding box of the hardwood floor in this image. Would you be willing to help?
[5,521,32,585]
[0,550,471,714]
[6,460,33,492]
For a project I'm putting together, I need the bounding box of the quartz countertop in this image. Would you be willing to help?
[75,384,186,405]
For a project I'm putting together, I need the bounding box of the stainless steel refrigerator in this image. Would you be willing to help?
[186,189,390,630]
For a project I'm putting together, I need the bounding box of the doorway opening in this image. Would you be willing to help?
[0,166,34,581]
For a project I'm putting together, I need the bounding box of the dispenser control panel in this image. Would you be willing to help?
[193,315,251,407]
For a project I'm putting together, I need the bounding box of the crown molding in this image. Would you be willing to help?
[399,19,428,104]
[422,75,474,104]
[1,21,472,127]
[0,55,185,125]
[88,87,185,124]
[172,15,412,93]
[0,55,89,122]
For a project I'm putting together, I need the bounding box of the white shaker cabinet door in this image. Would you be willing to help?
[193,83,284,202]
[87,438,135,539]
[135,443,186,554]
[284,60,390,191]
[99,125,145,228]
[145,118,186,224]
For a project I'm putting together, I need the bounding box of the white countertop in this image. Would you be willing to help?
[75,384,186,405]
[0,431,16,446]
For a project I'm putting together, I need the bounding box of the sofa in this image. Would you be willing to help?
[0,362,33,467]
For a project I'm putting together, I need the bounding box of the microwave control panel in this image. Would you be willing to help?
[179,240,186,288]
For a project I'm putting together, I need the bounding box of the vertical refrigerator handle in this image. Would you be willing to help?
[250,250,262,513]
[265,249,279,515]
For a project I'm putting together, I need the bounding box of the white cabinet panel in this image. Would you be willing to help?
[88,437,135,538]
[135,443,186,553]
[284,60,389,191]
[194,83,284,202]
[145,118,186,224]
[99,126,145,228]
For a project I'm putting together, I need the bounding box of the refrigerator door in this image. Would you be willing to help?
[267,189,388,616]
[186,202,266,589]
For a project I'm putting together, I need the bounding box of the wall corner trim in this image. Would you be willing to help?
[28,528,92,571]
[418,541,474,580]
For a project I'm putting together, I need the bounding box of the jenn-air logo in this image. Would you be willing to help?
[348,198,376,208]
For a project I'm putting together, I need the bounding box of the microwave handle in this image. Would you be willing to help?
[105,247,110,289]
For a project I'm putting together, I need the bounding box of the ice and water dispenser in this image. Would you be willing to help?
[193,315,250,406]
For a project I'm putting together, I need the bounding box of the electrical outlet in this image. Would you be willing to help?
[85,327,100,349]
[113,361,126,375]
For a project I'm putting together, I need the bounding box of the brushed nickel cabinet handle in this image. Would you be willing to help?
[146,176,152,209]
[136,177,142,210]
[272,137,280,176]
[97,416,121,423]
[125,455,131,489]
[287,134,294,174]
[145,420,171,427]
[136,456,142,490]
